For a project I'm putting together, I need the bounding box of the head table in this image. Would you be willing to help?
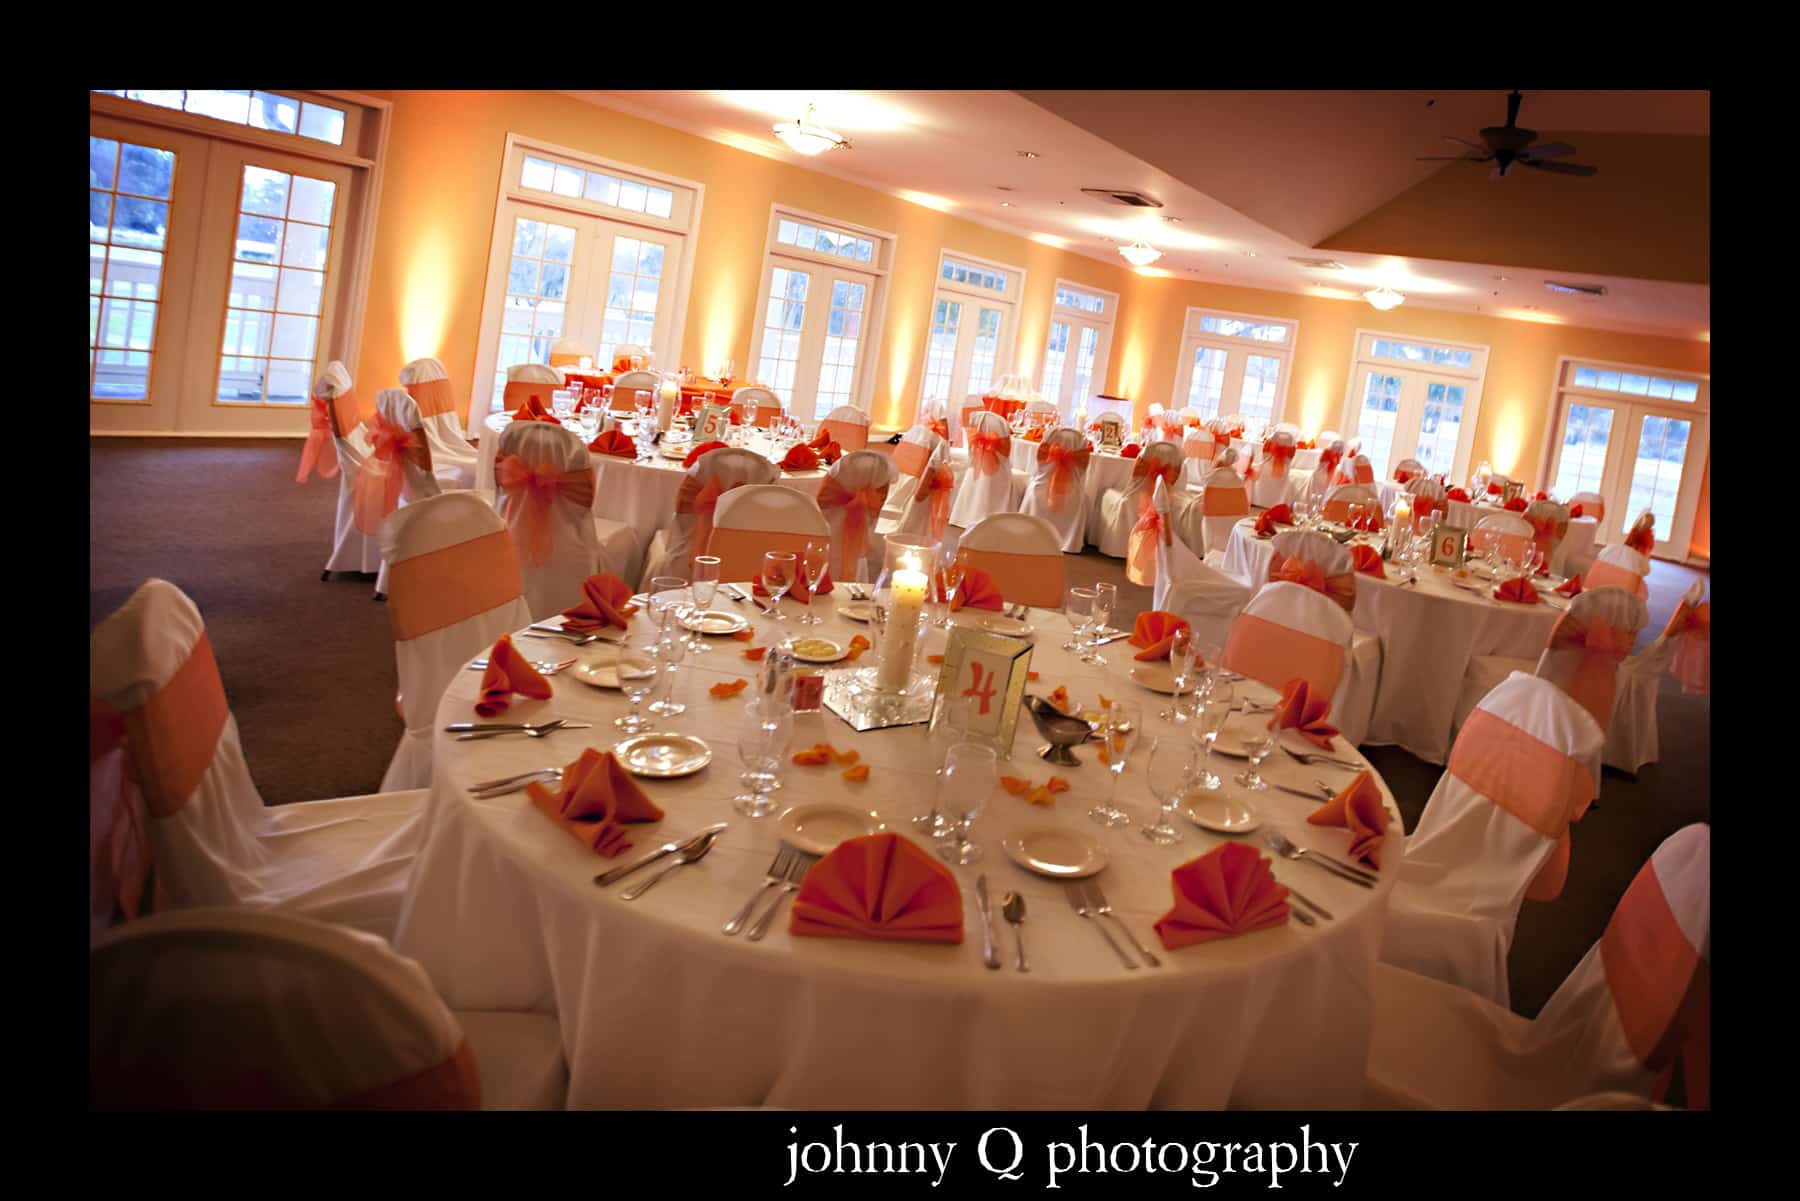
[393,589,1402,1110]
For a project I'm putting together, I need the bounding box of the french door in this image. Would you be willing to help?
[1042,317,1109,417]
[920,297,1010,407]
[755,258,877,421]
[474,200,683,414]
[1349,367,1471,482]
[1546,396,1708,557]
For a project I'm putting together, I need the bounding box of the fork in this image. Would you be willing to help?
[746,848,820,941]
[523,629,611,646]
[1083,879,1161,967]
[1065,882,1137,969]
[453,719,570,742]
[724,846,797,935]
[467,656,576,675]
[1280,744,1362,771]
[469,767,563,798]
[1262,829,1379,887]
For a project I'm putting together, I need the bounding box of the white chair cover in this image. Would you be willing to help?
[950,410,1021,530]
[548,337,586,368]
[1152,478,1253,648]
[379,493,535,792]
[1018,426,1090,553]
[1607,579,1704,773]
[1180,427,1217,490]
[733,384,784,427]
[614,343,651,366]
[817,449,895,581]
[1096,440,1182,559]
[638,448,779,586]
[957,513,1066,609]
[1250,431,1296,508]
[883,437,952,546]
[1322,482,1380,523]
[819,404,871,452]
[1267,527,1353,580]
[399,357,479,490]
[610,369,658,414]
[1366,824,1708,1109]
[1023,398,1059,419]
[1380,672,1602,1008]
[492,421,612,622]
[1334,452,1376,486]
[706,485,831,581]
[1587,543,1652,599]
[879,425,945,524]
[91,908,570,1110]
[1392,457,1425,482]
[370,387,445,601]
[89,579,426,941]
[313,363,381,575]
[1222,580,1355,707]
[1198,463,1251,561]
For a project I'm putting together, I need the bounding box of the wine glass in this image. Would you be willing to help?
[551,388,575,421]
[733,696,792,817]
[797,540,830,626]
[1062,586,1094,653]
[936,548,965,629]
[916,696,974,833]
[614,634,661,734]
[687,556,721,654]
[1089,700,1140,828]
[934,741,998,866]
[761,551,796,620]
[1142,735,1196,845]
[578,405,601,443]
[1161,626,1196,723]
[1191,685,1233,791]
[1235,724,1278,791]
[1085,582,1118,666]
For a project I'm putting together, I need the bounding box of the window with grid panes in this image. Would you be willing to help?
[90,136,175,400]
[95,90,346,146]
[217,164,336,404]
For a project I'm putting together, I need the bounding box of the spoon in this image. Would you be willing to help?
[1001,891,1029,973]
[452,719,571,741]
[619,826,724,900]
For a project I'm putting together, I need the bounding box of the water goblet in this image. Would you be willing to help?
[733,697,792,817]
[552,389,575,421]
[934,741,998,866]
[1062,586,1094,653]
[761,551,796,620]
[687,556,721,654]
[613,635,661,735]
[797,541,829,626]
[1191,687,1233,791]
[915,696,974,834]
[578,406,601,443]
[1085,582,1118,666]
[1141,735,1196,846]
[1088,700,1140,828]
[1235,724,1278,791]
[1160,626,1196,723]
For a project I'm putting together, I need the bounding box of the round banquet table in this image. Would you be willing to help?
[1222,518,1562,764]
[392,590,1403,1110]
[477,411,827,531]
[1442,500,1598,578]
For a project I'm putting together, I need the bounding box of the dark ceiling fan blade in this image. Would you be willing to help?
[1505,89,1523,128]
[1523,159,1598,176]
[1416,154,1489,162]
[1521,142,1576,161]
[1442,135,1489,152]
[1489,165,1509,182]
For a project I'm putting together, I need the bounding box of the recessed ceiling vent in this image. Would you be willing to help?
[1545,280,1607,297]
[1289,257,1348,271]
[1081,187,1163,208]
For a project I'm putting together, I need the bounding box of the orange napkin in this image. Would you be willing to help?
[1493,576,1540,604]
[1349,544,1385,578]
[1306,769,1388,868]
[753,568,831,603]
[1261,503,1293,526]
[683,439,728,468]
[1267,678,1339,750]
[927,418,949,440]
[1120,443,1142,459]
[1023,426,1044,443]
[510,396,555,423]
[588,429,635,457]
[1350,510,1384,533]
[1129,611,1191,661]
[528,748,665,858]
[789,832,964,943]
[560,572,638,632]
[1486,482,1503,496]
[1447,487,1470,503]
[936,565,1003,611]
[1152,842,1290,949]
[1503,496,1529,512]
[1568,502,1585,518]
[1534,491,1548,501]
[780,444,820,472]
[475,634,552,716]
[1555,574,1583,597]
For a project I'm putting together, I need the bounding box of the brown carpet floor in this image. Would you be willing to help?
[90,436,1708,1019]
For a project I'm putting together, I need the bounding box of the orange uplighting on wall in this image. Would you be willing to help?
[1496,307,1565,326]
[1299,369,1334,435]
[700,279,743,376]
[885,310,918,426]
[1489,405,1526,477]
[400,230,455,363]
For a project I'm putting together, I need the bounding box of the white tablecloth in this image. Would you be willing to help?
[1441,501,1599,579]
[1223,520,1562,764]
[394,593,1403,1109]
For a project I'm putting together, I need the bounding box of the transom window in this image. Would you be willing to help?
[1171,307,1297,429]
[521,154,675,219]
[94,90,345,146]
[1370,337,1475,369]
[776,217,875,264]
[218,165,337,405]
[941,256,1007,294]
[1345,329,1486,481]
[1054,285,1106,314]
[1200,315,1288,343]
[1570,365,1700,403]
[920,251,1022,407]
[90,136,174,401]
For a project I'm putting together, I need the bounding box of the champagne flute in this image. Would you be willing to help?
[936,548,966,629]
[1063,586,1094,653]
[761,551,796,620]
[1142,735,1196,845]
[1085,582,1118,666]
[934,741,998,866]
[1089,700,1140,828]
[733,697,792,817]
[1160,626,1196,723]
[1235,724,1278,791]
[614,633,661,734]
[797,540,829,626]
[687,556,721,653]
[1191,683,1233,791]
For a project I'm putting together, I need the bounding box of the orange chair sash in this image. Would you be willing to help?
[330,390,362,439]
[1468,527,1531,563]
[1545,611,1635,731]
[955,549,1065,609]
[1585,560,1649,599]
[1131,458,1180,514]
[502,379,557,415]
[1200,485,1249,516]
[892,441,931,478]
[1526,514,1568,557]
[1126,509,1169,587]
[704,528,822,582]
[407,377,457,420]
[1525,830,1573,903]
[1317,449,1343,479]
[1185,437,1217,462]
[914,465,954,541]
[968,430,1008,478]
[816,477,889,578]
[106,632,232,822]
[1039,443,1090,513]
[495,454,596,567]
[296,394,340,483]
[1260,438,1295,479]
[1602,859,1707,1101]
[1664,601,1710,694]
[1222,612,1345,699]
[1268,552,1357,613]
[819,419,869,451]
[1448,708,1594,838]
[674,475,734,570]
[386,529,524,641]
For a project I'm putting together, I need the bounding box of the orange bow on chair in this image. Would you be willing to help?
[1317,448,1343,479]
[1664,601,1710,695]
[296,393,340,483]
[1545,609,1637,728]
[914,465,954,541]
[1131,457,1181,517]
[1126,506,1171,587]
[1040,442,1091,513]
[1624,512,1657,554]
[1269,552,1357,613]
[1260,437,1296,479]
[89,697,157,926]
[674,475,729,566]
[350,412,430,536]
[1526,513,1567,561]
[968,430,1007,477]
[815,477,889,578]
[495,454,597,566]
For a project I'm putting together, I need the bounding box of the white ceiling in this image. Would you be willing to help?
[569,89,1710,340]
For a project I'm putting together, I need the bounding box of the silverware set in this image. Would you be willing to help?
[1064,878,1160,969]
[443,719,591,741]
[1263,829,1379,889]
[722,844,821,940]
[723,584,775,614]
[523,625,615,646]
[1279,744,1362,771]
[468,766,563,797]
[615,826,725,900]
[466,656,576,675]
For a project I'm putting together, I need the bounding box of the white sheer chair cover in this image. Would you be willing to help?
[1379,672,1602,1008]
[950,410,1020,530]
[1250,430,1297,508]
[91,908,568,1110]
[639,448,780,586]
[1096,440,1183,559]
[1586,543,1652,599]
[379,492,535,792]
[89,579,426,941]
[1322,481,1380,524]
[1403,474,1450,527]
[882,437,953,545]
[492,421,611,622]
[1197,463,1251,562]
[1151,480,1252,647]
[1606,579,1703,773]
[706,485,832,581]
[818,404,871,452]
[1366,823,1708,1110]
[1019,426,1091,553]
[610,369,657,414]
[879,425,945,524]
[816,449,895,582]
[399,357,479,490]
[308,362,381,575]
[956,513,1066,608]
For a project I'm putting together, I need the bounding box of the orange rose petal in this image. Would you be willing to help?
[832,749,860,766]
[1025,786,1054,807]
[1000,776,1031,795]
[729,629,755,642]
[1099,694,1113,709]
[708,679,749,698]
[1047,777,1071,794]
[813,742,836,755]
[841,763,870,782]
[1027,671,1040,681]
[791,749,830,766]
[743,646,768,661]
[927,654,945,664]
[1098,748,1112,766]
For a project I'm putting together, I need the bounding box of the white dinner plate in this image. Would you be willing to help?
[960,612,1034,638]
[1001,827,1109,878]
[682,609,749,636]
[612,733,712,778]
[838,600,874,623]
[659,445,689,460]
[1183,795,1262,834]
[779,802,885,856]
[571,648,624,689]
[791,637,849,664]
[1128,663,1179,694]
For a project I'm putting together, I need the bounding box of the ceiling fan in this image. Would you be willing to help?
[1418,90,1599,179]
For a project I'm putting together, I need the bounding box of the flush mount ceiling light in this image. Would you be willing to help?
[773,104,850,156]
[1119,240,1162,267]
[1363,286,1405,311]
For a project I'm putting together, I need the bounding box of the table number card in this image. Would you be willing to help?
[1430,523,1469,568]
[933,628,1033,758]
[696,403,731,441]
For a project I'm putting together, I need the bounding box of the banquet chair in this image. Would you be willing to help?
[1250,430,1298,509]
[1148,478,1252,649]
[1023,398,1059,422]
[1334,453,1376,486]
[1566,492,1607,568]
[1316,429,1342,450]
[957,513,1067,609]
[611,369,657,415]
[1018,426,1091,553]
[950,410,1023,530]
[613,343,651,368]
[1197,463,1251,564]
[1379,672,1602,1008]
[1096,440,1183,559]
[91,908,567,1110]
[302,361,382,579]
[548,338,586,370]
[1523,499,1571,571]
[818,405,871,452]
[1321,482,1380,524]
[1262,529,1382,745]
[816,450,895,582]
[379,492,535,792]
[639,447,779,585]
[492,421,634,621]
[1469,512,1534,564]
[1180,426,1217,491]
[881,437,954,546]
[954,396,986,445]
[1392,457,1426,485]
[879,425,946,525]
[502,362,563,414]
[399,357,479,489]
[734,385,784,428]
[1586,543,1652,599]
[366,387,446,601]
[1403,475,1449,527]
[89,579,427,941]
[1607,579,1706,773]
[706,485,831,581]
[1220,581,1358,732]
[1367,823,1708,1110]
[1568,490,1606,526]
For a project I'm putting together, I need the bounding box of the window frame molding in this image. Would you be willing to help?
[1039,278,1119,413]
[1169,304,1300,423]
[921,247,1026,404]
[1341,326,1491,482]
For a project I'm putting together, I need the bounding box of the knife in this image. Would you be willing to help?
[974,875,1001,970]
[1273,781,1333,802]
[595,823,728,887]
[1093,631,1133,647]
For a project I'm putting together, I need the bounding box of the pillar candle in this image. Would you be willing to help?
[877,567,929,692]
